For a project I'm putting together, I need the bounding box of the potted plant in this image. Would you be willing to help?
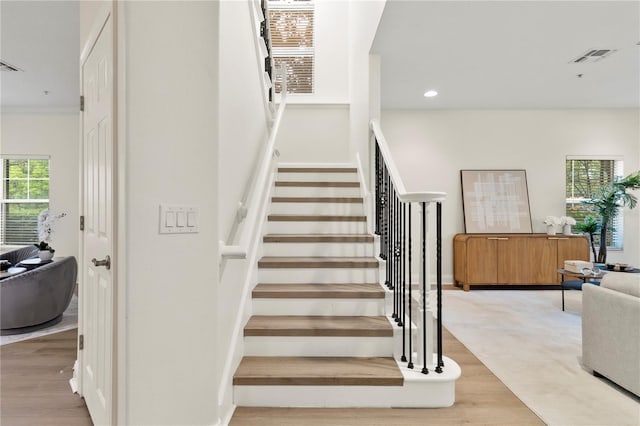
[34,241,55,261]
[543,216,561,235]
[574,215,598,262]
[34,209,66,261]
[581,171,640,264]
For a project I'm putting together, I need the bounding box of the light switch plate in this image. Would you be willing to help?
[159,204,199,234]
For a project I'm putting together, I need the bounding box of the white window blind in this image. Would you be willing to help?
[268,0,314,94]
[0,157,50,246]
[566,156,624,249]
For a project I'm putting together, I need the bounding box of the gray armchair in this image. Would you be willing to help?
[1,255,77,335]
[0,245,38,266]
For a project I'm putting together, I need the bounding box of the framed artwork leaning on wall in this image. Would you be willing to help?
[460,169,533,234]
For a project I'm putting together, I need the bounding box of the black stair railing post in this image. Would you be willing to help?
[421,202,429,375]
[395,191,401,325]
[400,200,406,362]
[436,201,444,373]
[375,143,381,238]
[407,203,414,369]
[384,170,395,290]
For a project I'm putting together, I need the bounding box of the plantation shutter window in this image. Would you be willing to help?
[268,1,315,94]
[0,157,50,246]
[565,157,624,249]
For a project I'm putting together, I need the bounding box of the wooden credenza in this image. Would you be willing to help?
[453,233,589,291]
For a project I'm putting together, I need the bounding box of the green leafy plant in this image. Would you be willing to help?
[574,215,598,262]
[582,171,640,263]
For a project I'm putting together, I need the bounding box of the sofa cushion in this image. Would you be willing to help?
[600,271,640,298]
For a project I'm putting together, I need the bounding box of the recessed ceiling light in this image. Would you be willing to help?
[424,90,438,98]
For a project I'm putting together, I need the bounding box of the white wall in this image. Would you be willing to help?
[273,0,353,164]
[217,1,274,421]
[348,1,386,183]
[381,109,640,282]
[118,2,219,424]
[284,0,350,104]
[276,104,350,163]
[1,114,79,259]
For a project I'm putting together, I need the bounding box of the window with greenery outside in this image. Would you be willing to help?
[1,158,50,245]
[566,158,640,263]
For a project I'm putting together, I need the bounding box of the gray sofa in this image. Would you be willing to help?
[582,272,640,396]
[1,247,77,335]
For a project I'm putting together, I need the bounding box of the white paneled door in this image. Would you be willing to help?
[81,12,114,426]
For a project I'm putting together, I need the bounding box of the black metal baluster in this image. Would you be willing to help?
[407,203,413,369]
[381,163,387,262]
[386,170,392,290]
[392,187,402,325]
[375,143,381,237]
[436,201,444,373]
[400,201,407,362]
[421,202,429,375]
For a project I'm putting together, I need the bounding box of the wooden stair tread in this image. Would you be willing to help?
[275,181,360,188]
[263,234,374,243]
[278,167,357,173]
[258,257,378,269]
[233,356,403,386]
[268,215,366,222]
[272,197,363,203]
[244,316,392,337]
[253,283,384,299]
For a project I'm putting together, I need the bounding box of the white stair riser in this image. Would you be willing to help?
[267,221,367,234]
[235,354,458,408]
[243,336,394,357]
[277,172,358,182]
[251,298,384,316]
[274,186,361,197]
[270,202,364,215]
[263,242,374,257]
[258,268,378,284]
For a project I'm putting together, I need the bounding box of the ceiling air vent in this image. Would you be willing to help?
[571,49,617,64]
[0,60,23,72]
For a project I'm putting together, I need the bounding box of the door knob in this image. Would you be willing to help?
[91,255,111,270]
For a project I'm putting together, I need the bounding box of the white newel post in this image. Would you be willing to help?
[418,202,435,371]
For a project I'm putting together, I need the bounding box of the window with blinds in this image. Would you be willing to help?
[566,157,624,249]
[1,157,50,246]
[268,0,314,94]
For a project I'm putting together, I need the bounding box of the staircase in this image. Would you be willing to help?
[232,166,460,409]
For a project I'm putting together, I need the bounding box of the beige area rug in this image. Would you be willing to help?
[440,288,640,426]
[1,295,78,346]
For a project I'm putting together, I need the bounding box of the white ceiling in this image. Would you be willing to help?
[1,1,638,112]
[372,1,640,110]
[1,1,79,112]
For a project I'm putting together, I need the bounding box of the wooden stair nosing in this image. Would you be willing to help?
[244,315,393,337]
[263,234,374,243]
[268,215,366,222]
[233,356,403,386]
[252,283,385,299]
[278,167,358,173]
[271,197,364,203]
[275,181,360,188]
[258,257,378,269]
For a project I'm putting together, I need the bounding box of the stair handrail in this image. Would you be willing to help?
[370,118,448,374]
[220,69,287,260]
[370,119,446,203]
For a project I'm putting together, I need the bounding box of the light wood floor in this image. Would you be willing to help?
[0,324,544,426]
[0,328,92,426]
[230,327,545,425]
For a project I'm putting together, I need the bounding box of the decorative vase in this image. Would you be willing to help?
[38,250,54,261]
[563,224,572,235]
[546,225,556,235]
